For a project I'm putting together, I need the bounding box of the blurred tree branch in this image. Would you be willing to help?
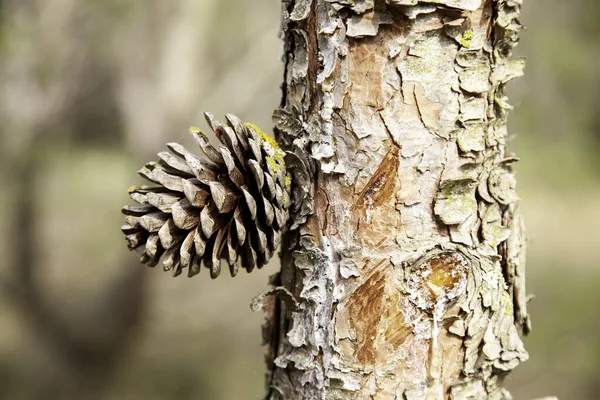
[0,1,149,398]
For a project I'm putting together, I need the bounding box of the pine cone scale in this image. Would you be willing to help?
[182,180,209,208]
[139,212,169,233]
[208,181,239,214]
[193,226,207,256]
[179,230,195,268]
[158,151,194,175]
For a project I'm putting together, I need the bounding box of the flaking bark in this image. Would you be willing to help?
[266,0,529,398]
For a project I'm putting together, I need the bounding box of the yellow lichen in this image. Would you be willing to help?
[265,156,279,173]
[460,30,474,48]
[501,291,513,315]
[127,185,140,193]
[245,122,278,148]
[285,176,292,187]
[189,126,202,134]
[245,122,285,163]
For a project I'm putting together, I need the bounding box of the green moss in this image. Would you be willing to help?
[460,30,474,48]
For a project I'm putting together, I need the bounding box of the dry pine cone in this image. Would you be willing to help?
[121,113,291,278]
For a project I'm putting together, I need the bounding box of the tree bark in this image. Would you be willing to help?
[265,0,529,398]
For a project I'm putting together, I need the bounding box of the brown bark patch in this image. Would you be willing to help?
[348,268,387,366]
[352,145,400,214]
[346,260,412,367]
[347,37,387,108]
[382,307,413,351]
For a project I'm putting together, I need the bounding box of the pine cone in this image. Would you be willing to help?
[121,113,291,279]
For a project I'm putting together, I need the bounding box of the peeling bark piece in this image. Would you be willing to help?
[457,124,486,153]
[481,204,510,248]
[459,94,487,121]
[386,0,482,11]
[449,320,466,337]
[492,58,526,84]
[456,50,488,68]
[504,204,531,334]
[273,109,304,140]
[488,166,519,205]
[290,0,313,21]
[459,65,492,94]
[403,5,437,19]
[434,179,478,225]
[346,10,393,38]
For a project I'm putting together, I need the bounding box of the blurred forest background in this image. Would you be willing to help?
[0,0,598,399]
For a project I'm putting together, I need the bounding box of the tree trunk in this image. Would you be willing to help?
[265,0,529,398]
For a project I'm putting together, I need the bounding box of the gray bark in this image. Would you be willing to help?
[265,0,529,398]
